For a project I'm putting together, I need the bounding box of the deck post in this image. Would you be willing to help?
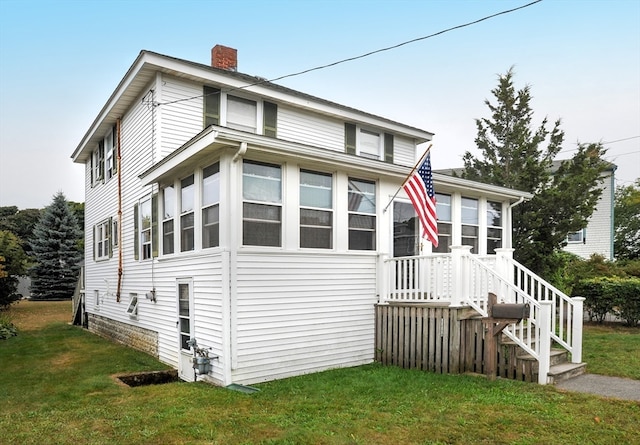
[450,245,472,307]
[378,254,388,303]
[571,297,585,363]
[538,301,553,384]
[494,248,515,303]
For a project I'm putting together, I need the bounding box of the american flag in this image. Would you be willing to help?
[403,154,439,247]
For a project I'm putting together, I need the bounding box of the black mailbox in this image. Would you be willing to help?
[491,303,530,320]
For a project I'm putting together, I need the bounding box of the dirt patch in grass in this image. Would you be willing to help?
[7,300,71,330]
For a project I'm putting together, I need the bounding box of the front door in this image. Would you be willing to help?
[177,279,195,381]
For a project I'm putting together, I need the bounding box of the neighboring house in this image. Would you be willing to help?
[563,163,616,260]
[71,46,583,386]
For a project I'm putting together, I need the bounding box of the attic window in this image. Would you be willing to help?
[227,95,257,133]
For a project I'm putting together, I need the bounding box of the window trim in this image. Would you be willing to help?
[299,169,334,249]
[347,177,377,251]
[242,160,283,247]
[126,293,139,319]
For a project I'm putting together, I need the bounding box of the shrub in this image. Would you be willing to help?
[0,314,17,339]
[573,277,640,326]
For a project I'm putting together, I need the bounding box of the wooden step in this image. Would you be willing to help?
[548,362,587,384]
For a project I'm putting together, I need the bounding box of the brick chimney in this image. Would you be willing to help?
[211,45,237,71]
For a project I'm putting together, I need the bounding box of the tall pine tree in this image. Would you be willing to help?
[462,68,609,277]
[29,192,82,300]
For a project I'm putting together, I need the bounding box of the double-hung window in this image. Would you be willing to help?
[344,124,394,163]
[300,170,333,249]
[202,163,220,248]
[348,178,376,250]
[393,201,418,257]
[180,175,195,252]
[487,200,503,254]
[162,185,175,254]
[134,195,157,260]
[567,230,585,243]
[140,198,153,260]
[227,95,257,133]
[434,193,452,253]
[91,141,104,186]
[461,197,479,253]
[105,126,117,180]
[203,86,221,127]
[94,219,111,261]
[243,161,282,247]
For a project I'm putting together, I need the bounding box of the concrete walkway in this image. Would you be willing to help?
[555,374,640,402]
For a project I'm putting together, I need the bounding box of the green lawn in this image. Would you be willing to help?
[1,301,638,445]
[582,323,640,380]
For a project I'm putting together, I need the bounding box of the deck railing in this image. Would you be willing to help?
[381,247,583,384]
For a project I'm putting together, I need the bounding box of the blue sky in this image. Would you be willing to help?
[0,0,638,209]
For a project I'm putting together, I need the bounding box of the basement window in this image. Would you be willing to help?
[126,293,138,319]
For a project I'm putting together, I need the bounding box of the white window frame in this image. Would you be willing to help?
[461,197,479,254]
[94,219,110,261]
[105,127,116,181]
[140,198,153,260]
[126,293,139,319]
[202,163,220,249]
[242,160,282,247]
[358,128,382,160]
[347,177,377,251]
[227,95,257,133]
[486,200,503,254]
[162,185,175,255]
[180,175,195,252]
[567,230,585,244]
[299,169,334,249]
[434,193,452,254]
[91,142,104,186]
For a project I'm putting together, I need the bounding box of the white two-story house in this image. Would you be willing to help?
[71,46,584,386]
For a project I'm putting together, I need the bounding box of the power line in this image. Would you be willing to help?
[156,0,543,107]
[557,135,640,155]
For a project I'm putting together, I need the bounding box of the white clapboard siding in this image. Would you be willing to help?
[230,252,377,385]
[563,171,614,259]
[158,75,203,159]
[393,135,418,167]
[277,105,345,151]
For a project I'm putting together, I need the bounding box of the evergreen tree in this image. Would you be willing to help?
[29,192,82,300]
[614,179,640,260]
[0,230,29,309]
[462,68,609,277]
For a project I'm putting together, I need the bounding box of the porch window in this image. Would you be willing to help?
[203,86,220,127]
[461,197,479,253]
[433,193,452,253]
[300,170,333,249]
[162,185,175,254]
[243,161,282,246]
[487,200,503,254]
[180,175,195,252]
[94,219,111,261]
[393,201,418,257]
[227,95,257,133]
[202,163,220,248]
[348,178,376,250]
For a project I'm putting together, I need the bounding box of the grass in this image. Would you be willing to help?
[582,322,640,380]
[1,301,639,445]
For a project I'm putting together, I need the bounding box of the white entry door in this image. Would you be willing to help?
[177,279,195,381]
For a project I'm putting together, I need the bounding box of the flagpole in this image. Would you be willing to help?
[382,143,433,213]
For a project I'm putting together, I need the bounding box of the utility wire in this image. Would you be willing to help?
[156,0,543,107]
